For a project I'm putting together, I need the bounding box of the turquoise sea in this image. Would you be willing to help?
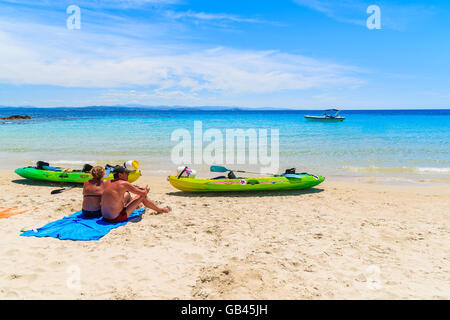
[1,107,449,183]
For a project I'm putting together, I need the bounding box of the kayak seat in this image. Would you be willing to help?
[211,175,247,180]
[227,171,237,179]
[212,171,248,180]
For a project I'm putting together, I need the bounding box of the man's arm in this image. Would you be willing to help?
[123,181,148,197]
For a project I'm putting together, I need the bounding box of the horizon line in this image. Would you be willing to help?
[1,105,450,111]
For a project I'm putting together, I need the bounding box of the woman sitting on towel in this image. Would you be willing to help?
[82,166,109,218]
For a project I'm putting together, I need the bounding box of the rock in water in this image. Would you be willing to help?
[0,115,31,120]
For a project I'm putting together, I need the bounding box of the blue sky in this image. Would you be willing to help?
[0,0,449,109]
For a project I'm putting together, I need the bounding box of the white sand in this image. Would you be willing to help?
[0,170,449,299]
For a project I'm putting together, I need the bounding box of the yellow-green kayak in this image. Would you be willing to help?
[168,173,324,192]
[15,167,141,184]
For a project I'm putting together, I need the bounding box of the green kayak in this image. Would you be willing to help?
[15,167,141,184]
[168,173,324,192]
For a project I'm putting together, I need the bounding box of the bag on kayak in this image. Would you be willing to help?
[176,166,197,178]
[36,161,50,170]
[285,168,296,174]
[82,164,93,173]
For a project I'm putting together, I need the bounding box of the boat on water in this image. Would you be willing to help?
[305,109,345,122]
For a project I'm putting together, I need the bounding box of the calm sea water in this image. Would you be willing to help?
[1,107,449,182]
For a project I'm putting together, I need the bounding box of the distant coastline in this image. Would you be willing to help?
[0,105,449,111]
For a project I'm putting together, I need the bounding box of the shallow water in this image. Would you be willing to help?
[0,107,449,182]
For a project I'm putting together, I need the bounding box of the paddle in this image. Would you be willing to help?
[210,165,278,176]
[51,188,68,194]
[51,186,77,194]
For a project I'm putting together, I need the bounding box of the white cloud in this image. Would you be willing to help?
[165,10,265,24]
[0,25,363,94]
[1,0,178,9]
[0,3,365,107]
[294,0,366,25]
[293,0,436,30]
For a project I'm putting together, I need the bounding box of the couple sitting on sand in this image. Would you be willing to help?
[81,166,171,222]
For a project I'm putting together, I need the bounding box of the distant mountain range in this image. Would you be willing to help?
[0,104,294,111]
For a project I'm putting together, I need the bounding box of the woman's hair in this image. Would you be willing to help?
[90,166,105,180]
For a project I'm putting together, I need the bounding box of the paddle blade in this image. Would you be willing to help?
[51,188,65,194]
[104,167,112,178]
[210,165,229,172]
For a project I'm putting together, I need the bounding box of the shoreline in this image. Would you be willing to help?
[4,165,450,186]
[1,170,449,299]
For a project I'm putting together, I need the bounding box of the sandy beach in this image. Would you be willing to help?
[0,169,449,300]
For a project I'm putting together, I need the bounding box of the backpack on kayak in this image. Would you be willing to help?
[36,161,50,170]
[82,164,94,173]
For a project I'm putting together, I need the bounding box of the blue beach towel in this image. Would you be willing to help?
[21,208,145,241]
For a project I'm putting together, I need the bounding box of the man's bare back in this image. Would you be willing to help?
[102,179,151,219]
[101,168,171,222]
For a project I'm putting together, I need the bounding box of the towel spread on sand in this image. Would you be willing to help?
[20,208,145,241]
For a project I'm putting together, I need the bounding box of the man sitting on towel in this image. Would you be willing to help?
[101,166,171,222]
